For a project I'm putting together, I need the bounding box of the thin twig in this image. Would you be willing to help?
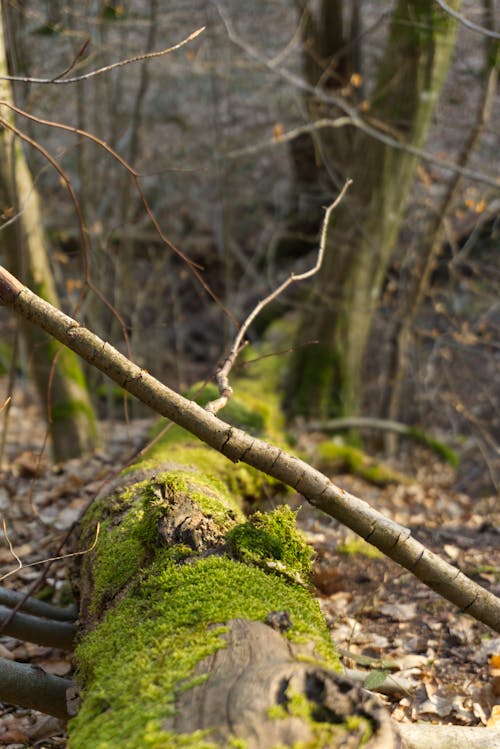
[0,522,100,584]
[433,0,500,39]
[50,38,91,82]
[1,519,22,574]
[0,27,206,84]
[205,180,352,414]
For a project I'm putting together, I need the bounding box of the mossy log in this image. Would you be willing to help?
[69,402,399,748]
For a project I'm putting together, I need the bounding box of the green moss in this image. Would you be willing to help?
[50,398,97,424]
[144,470,242,529]
[70,556,338,749]
[85,471,245,615]
[88,505,149,614]
[227,506,313,584]
[267,689,374,748]
[405,427,459,467]
[337,538,383,560]
[129,422,283,504]
[317,441,410,486]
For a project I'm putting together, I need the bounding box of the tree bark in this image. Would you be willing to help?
[287,0,461,419]
[0,6,98,460]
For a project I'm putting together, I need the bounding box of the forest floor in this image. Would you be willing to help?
[0,382,499,747]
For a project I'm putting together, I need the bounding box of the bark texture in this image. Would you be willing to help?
[0,7,97,460]
[288,0,461,418]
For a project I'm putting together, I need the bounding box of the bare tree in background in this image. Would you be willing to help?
[286,0,461,419]
[0,5,97,460]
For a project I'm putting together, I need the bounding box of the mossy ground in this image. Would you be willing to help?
[316,440,410,486]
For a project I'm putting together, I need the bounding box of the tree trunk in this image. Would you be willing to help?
[287,0,460,419]
[69,415,399,749]
[284,1,360,259]
[382,4,500,452]
[0,8,98,460]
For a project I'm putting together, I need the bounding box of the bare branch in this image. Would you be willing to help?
[0,656,73,719]
[0,522,100,584]
[50,37,91,82]
[0,605,75,650]
[206,180,352,414]
[0,100,238,329]
[216,3,500,189]
[1,265,499,633]
[0,586,76,621]
[433,0,500,39]
[0,27,206,85]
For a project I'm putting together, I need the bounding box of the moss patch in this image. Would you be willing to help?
[129,421,285,505]
[268,688,374,747]
[82,471,244,616]
[337,538,383,560]
[317,440,410,486]
[227,505,313,584]
[70,556,338,749]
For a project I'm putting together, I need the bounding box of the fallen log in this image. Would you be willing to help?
[68,426,399,748]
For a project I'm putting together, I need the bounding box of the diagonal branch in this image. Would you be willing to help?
[0,265,499,633]
[433,0,500,39]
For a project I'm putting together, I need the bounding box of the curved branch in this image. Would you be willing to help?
[206,181,352,413]
[0,265,499,633]
[0,27,205,84]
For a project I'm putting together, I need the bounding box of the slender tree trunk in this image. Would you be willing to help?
[285,1,359,259]
[287,0,461,419]
[382,2,500,452]
[0,7,98,460]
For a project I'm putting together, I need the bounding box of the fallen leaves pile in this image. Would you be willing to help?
[298,467,500,732]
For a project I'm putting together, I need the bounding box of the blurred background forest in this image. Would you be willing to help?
[0,0,499,496]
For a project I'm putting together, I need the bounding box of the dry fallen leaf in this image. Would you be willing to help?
[487,705,500,728]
